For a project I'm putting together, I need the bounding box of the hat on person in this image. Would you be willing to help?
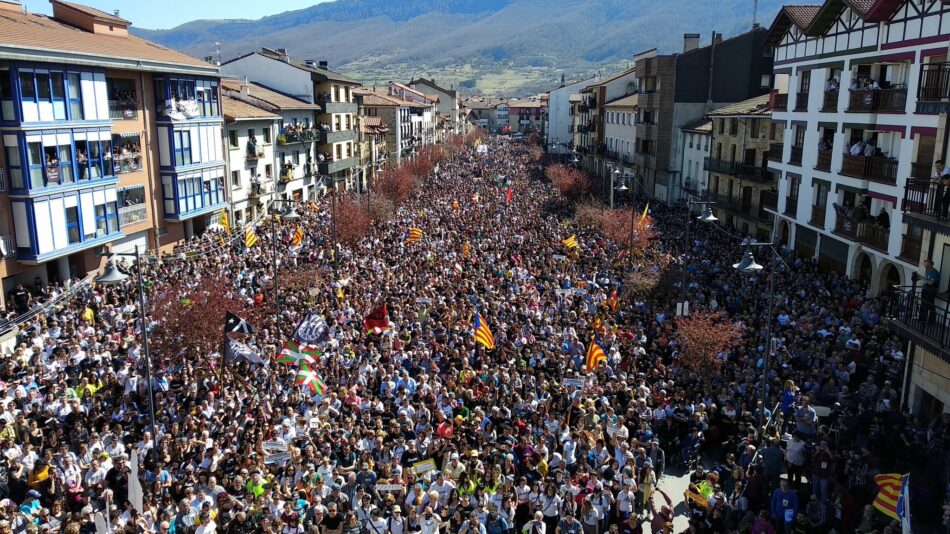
[392,505,402,513]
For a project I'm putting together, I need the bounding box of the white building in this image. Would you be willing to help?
[222,95,279,226]
[603,93,639,204]
[765,0,950,416]
[679,119,712,199]
[544,77,599,156]
[409,78,465,138]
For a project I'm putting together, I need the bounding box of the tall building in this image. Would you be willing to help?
[220,49,361,192]
[765,0,950,415]
[634,29,774,201]
[0,0,223,296]
[602,93,639,203]
[545,77,599,157]
[408,78,465,139]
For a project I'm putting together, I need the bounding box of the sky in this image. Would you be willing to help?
[22,0,332,30]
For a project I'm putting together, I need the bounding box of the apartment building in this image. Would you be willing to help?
[680,119,712,200]
[765,0,950,415]
[706,95,780,242]
[544,77,599,157]
[355,88,418,164]
[409,78,465,139]
[0,0,224,296]
[634,29,773,201]
[220,49,361,192]
[358,115,387,191]
[507,99,546,135]
[602,93,639,200]
[222,95,278,226]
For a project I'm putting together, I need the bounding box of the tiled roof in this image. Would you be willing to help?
[845,0,875,14]
[604,93,638,108]
[222,94,279,122]
[681,118,712,133]
[54,1,130,24]
[355,88,405,107]
[0,6,212,70]
[706,94,772,117]
[765,5,822,46]
[363,116,383,127]
[784,5,823,28]
[409,78,458,98]
[221,80,320,110]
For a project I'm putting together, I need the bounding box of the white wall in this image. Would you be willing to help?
[546,77,599,154]
[220,54,315,103]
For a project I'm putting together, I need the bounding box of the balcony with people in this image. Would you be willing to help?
[831,195,891,252]
[839,129,899,185]
[845,63,909,113]
[107,78,138,120]
[917,61,950,113]
[154,77,220,122]
[278,123,318,145]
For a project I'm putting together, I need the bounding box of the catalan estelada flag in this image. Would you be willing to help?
[474,312,495,350]
[872,473,907,521]
[245,227,259,248]
[563,235,579,249]
[292,225,303,246]
[462,242,471,257]
[403,227,424,244]
[585,339,607,372]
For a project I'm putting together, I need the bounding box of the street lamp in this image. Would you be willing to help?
[680,196,717,316]
[733,241,777,438]
[270,198,299,339]
[96,249,157,451]
[608,166,622,209]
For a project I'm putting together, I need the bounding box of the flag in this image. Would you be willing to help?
[403,227,424,244]
[898,474,911,534]
[563,235,579,249]
[277,341,319,366]
[462,242,470,257]
[128,447,143,512]
[294,312,330,345]
[505,186,514,203]
[219,210,231,236]
[585,339,607,372]
[292,225,303,246]
[363,304,391,334]
[452,199,460,210]
[873,473,908,522]
[638,203,650,228]
[473,312,495,350]
[606,287,619,312]
[245,227,259,248]
[225,311,255,334]
[224,337,264,365]
[296,363,327,395]
[336,286,345,299]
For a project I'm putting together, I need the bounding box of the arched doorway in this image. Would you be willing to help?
[778,220,791,248]
[855,252,873,288]
[879,262,902,300]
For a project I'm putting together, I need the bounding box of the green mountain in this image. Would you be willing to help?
[134,0,786,97]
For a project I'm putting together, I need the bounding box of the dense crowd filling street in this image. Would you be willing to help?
[0,137,946,534]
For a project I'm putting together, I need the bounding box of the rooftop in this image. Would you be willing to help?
[222,94,279,123]
[681,118,712,133]
[706,94,772,117]
[604,93,639,108]
[221,79,321,111]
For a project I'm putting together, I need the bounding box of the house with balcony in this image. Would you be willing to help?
[765,0,950,417]
[0,0,221,296]
[408,78,464,139]
[221,80,322,202]
[705,95,779,242]
[577,66,639,200]
[220,49,361,192]
[507,99,546,135]
[356,88,412,165]
[635,29,773,202]
[390,82,438,147]
[222,95,279,226]
[603,93,639,198]
[544,77,599,157]
[680,118,712,200]
[358,115,388,192]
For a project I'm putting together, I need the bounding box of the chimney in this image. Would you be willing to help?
[304,60,317,68]
[713,32,723,44]
[318,60,329,70]
[114,9,119,17]
[276,48,289,62]
[241,76,250,96]
[683,33,700,53]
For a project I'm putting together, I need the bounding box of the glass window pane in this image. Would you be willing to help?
[50,73,64,99]
[36,74,50,100]
[27,142,42,165]
[19,73,34,99]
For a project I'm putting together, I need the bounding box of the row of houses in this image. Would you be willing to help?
[543,0,950,416]
[0,0,468,303]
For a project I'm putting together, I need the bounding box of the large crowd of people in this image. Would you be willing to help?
[0,137,946,534]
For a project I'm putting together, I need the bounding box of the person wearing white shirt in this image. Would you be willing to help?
[419,507,441,534]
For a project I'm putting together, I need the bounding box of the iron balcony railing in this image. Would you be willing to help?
[815,149,832,171]
[773,93,788,111]
[768,143,783,162]
[918,62,950,102]
[891,284,950,359]
[903,179,950,221]
[821,91,838,112]
[794,91,809,111]
[789,145,803,165]
[833,216,889,251]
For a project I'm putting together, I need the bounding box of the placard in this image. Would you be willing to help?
[412,459,436,475]
[562,378,585,389]
[263,440,288,453]
[264,452,291,465]
[375,484,405,493]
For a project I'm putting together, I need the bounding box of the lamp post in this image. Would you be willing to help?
[270,198,300,339]
[733,241,776,437]
[680,196,718,316]
[608,165,621,209]
[96,248,157,451]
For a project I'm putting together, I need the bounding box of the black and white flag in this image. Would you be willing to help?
[225,311,255,334]
[293,312,329,345]
[224,337,264,365]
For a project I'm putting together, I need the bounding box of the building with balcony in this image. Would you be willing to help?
[408,78,465,139]
[358,115,388,192]
[222,95,279,226]
[544,77,599,157]
[705,95,779,241]
[356,87,421,165]
[603,93,639,193]
[220,49,361,192]
[221,80,322,201]
[634,29,773,202]
[680,119,712,200]
[507,99,546,135]
[765,0,950,416]
[0,0,222,296]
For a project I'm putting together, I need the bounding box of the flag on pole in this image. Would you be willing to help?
[403,228,424,244]
[473,312,495,350]
[562,235,579,249]
[363,304,391,334]
[292,225,303,246]
[218,210,231,236]
[224,337,265,365]
[245,227,259,248]
[505,186,514,203]
[225,311,255,334]
[277,341,319,366]
[293,312,330,345]
[898,474,911,534]
[296,363,327,395]
[606,287,619,312]
[585,339,607,372]
[128,448,143,512]
[462,242,470,257]
[638,203,650,228]
[872,473,908,522]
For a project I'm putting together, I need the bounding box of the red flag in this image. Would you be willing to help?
[505,187,514,203]
[363,304,391,334]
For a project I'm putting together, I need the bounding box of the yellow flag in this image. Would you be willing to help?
[336,286,344,299]
[245,228,259,248]
[218,210,230,235]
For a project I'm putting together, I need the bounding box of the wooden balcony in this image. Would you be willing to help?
[810,205,826,228]
[773,93,788,111]
[768,143,783,162]
[794,91,809,111]
[899,233,922,263]
[788,145,803,165]
[815,149,832,171]
[839,154,898,185]
[784,196,798,216]
[846,88,907,113]
[821,91,838,112]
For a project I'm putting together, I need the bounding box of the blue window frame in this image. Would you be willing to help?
[174,130,192,166]
[94,202,118,238]
[0,70,14,121]
[66,73,82,120]
[18,70,76,121]
[17,133,113,189]
[65,205,80,244]
[6,146,23,188]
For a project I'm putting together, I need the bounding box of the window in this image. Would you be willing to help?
[229,130,238,148]
[231,170,241,188]
[67,73,83,120]
[292,150,300,166]
[50,73,65,120]
[118,185,145,207]
[770,123,779,140]
[794,125,805,146]
[760,74,772,89]
[174,130,192,166]
[95,204,108,237]
[263,128,271,144]
[689,134,694,149]
[57,144,73,184]
[814,182,828,208]
[0,71,13,121]
[27,141,43,187]
[265,164,272,178]
[106,78,137,120]
[729,119,738,136]
[19,72,35,100]
[35,73,50,100]
[65,206,80,244]
[718,120,725,134]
